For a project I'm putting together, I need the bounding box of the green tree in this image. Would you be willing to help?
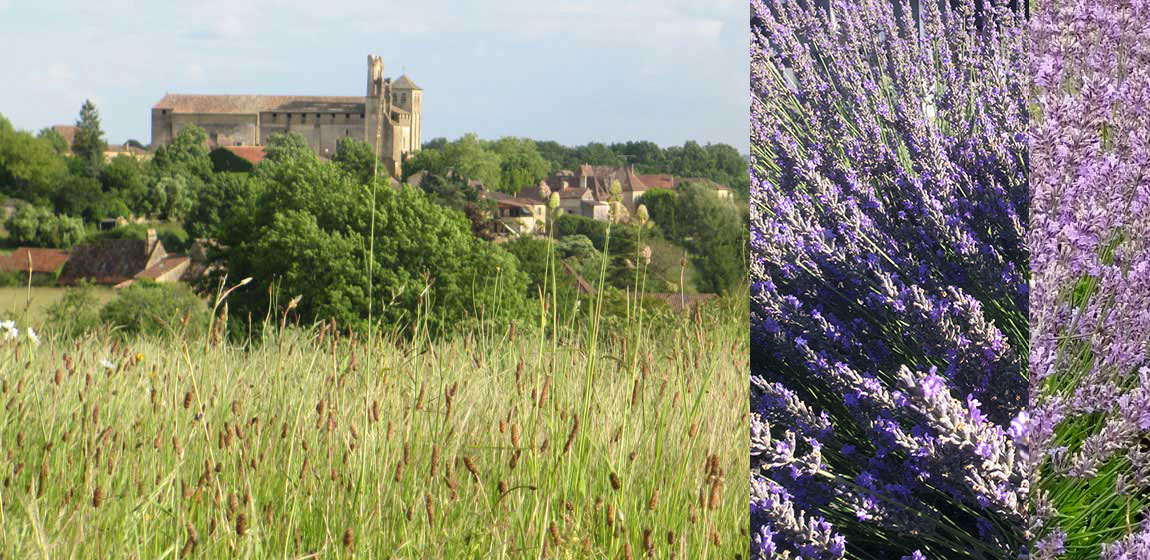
[637,188,680,239]
[153,125,212,180]
[4,204,86,248]
[0,115,68,203]
[675,183,746,294]
[37,127,69,155]
[533,140,580,171]
[100,280,209,338]
[575,142,624,166]
[490,137,549,193]
[72,100,107,168]
[51,174,108,219]
[148,175,193,220]
[100,155,148,216]
[441,133,501,189]
[332,137,379,184]
[262,132,312,165]
[219,144,532,335]
[401,147,447,182]
[186,172,258,240]
[610,140,666,172]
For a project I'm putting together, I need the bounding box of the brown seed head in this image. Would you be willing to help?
[563,415,580,455]
[609,472,621,491]
[463,456,480,481]
[538,377,551,410]
[549,521,561,547]
[235,512,247,536]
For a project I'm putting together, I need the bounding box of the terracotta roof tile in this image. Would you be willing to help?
[153,94,365,114]
[51,125,78,146]
[0,248,71,274]
[637,174,675,190]
[220,145,267,165]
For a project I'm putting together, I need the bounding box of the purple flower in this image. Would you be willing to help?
[750,0,1027,556]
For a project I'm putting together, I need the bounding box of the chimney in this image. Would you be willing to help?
[146,228,158,254]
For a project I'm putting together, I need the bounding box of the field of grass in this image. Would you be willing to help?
[0,286,116,327]
[0,297,747,558]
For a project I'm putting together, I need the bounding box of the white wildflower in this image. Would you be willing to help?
[26,327,40,346]
[2,320,18,341]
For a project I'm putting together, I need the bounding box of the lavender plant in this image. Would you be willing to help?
[1030,1,1150,558]
[749,0,1029,557]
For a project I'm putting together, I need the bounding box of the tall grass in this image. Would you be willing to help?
[0,285,746,559]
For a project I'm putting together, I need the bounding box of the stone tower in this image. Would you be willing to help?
[364,55,403,178]
[392,74,423,154]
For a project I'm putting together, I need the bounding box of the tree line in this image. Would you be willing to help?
[0,101,746,336]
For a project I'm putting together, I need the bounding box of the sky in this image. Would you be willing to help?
[0,0,748,152]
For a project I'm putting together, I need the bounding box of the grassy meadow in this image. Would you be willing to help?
[0,286,116,327]
[0,294,747,558]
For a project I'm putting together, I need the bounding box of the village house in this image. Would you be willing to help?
[58,229,203,289]
[0,248,71,283]
[482,191,548,236]
[517,165,732,224]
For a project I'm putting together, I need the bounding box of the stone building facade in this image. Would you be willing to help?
[150,55,421,177]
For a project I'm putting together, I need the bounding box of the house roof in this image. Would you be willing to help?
[58,239,156,286]
[0,248,71,274]
[637,174,675,190]
[135,255,191,280]
[392,75,422,90]
[153,94,365,115]
[557,187,590,199]
[546,165,648,202]
[220,145,267,165]
[51,125,78,147]
[485,191,541,210]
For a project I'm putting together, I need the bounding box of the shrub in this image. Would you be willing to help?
[100,281,209,338]
[749,0,1027,558]
[219,146,532,336]
[45,283,103,337]
[4,204,86,248]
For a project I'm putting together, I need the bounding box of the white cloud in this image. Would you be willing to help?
[185,63,207,81]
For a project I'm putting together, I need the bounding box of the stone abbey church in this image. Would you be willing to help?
[150,55,421,176]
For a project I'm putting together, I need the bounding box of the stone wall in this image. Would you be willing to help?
[170,113,259,147]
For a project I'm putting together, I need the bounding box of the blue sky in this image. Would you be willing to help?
[0,0,748,152]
